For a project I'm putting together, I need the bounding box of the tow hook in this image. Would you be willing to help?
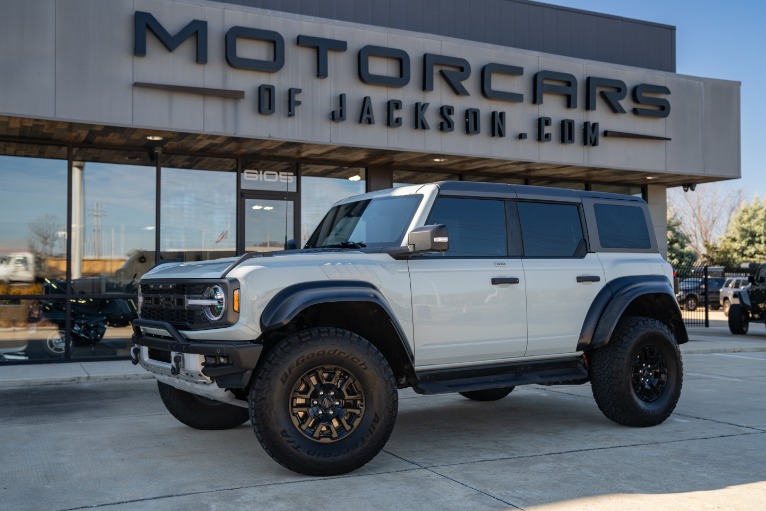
[170,354,184,375]
[130,346,140,365]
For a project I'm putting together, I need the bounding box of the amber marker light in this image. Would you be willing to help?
[233,289,240,313]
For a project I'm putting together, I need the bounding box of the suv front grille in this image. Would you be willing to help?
[138,280,235,330]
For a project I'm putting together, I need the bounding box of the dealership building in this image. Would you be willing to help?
[0,0,740,363]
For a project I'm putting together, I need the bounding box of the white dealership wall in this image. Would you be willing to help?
[0,0,740,181]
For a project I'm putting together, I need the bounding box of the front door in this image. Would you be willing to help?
[410,197,528,367]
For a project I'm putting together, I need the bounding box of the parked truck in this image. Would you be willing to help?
[0,252,37,283]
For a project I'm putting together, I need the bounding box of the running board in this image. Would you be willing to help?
[412,356,588,395]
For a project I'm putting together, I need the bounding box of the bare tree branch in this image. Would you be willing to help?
[667,183,743,261]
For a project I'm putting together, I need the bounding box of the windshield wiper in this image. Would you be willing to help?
[323,241,367,249]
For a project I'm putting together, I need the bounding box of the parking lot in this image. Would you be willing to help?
[2,341,766,511]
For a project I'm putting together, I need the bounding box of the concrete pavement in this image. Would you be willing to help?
[1,347,765,510]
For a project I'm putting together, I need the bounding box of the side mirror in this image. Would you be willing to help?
[284,239,298,250]
[407,224,449,254]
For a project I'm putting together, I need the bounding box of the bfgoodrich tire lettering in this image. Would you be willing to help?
[249,327,398,476]
[157,381,249,430]
[459,387,514,401]
[589,316,682,427]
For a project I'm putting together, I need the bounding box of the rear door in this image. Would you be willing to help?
[517,200,605,357]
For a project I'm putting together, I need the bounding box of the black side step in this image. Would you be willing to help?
[412,356,588,395]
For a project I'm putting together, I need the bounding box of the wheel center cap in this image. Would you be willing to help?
[319,396,334,409]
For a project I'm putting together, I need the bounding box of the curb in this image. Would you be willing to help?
[0,372,154,389]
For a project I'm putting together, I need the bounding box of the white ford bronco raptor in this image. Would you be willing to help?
[131,181,687,476]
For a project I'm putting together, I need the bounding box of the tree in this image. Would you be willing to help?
[666,213,697,269]
[712,197,766,265]
[28,213,62,260]
[667,183,743,264]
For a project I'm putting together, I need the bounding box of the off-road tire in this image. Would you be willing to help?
[459,387,514,401]
[157,381,249,430]
[728,304,749,335]
[589,316,682,427]
[684,295,698,311]
[723,299,731,316]
[249,327,398,476]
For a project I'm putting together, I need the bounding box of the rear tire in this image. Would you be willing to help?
[459,387,514,401]
[589,316,682,427]
[684,295,698,311]
[157,381,249,430]
[728,304,749,335]
[723,299,731,316]
[249,327,398,476]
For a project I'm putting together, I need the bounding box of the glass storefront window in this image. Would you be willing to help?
[0,146,68,294]
[0,298,66,361]
[300,165,365,246]
[241,160,296,193]
[71,148,156,290]
[161,156,236,263]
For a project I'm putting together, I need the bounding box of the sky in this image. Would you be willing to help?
[544,0,764,198]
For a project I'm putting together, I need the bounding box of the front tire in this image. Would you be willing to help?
[157,381,249,430]
[728,304,749,335]
[684,295,698,311]
[723,299,731,316]
[589,317,682,427]
[459,387,514,401]
[249,327,398,476]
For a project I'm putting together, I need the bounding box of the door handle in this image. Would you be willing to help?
[577,276,601,283]
[491,277,520,285]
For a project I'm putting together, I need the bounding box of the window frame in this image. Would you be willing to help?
[581,197,658,253]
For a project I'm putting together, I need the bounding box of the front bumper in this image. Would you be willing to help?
[131,319,262,389]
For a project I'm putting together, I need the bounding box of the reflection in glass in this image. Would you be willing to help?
[300,165,365,246]
[245,199,294,252]
[0,298,65,362]
[161,164,236,263]
[69,150,156,290]
[0,153,67,285]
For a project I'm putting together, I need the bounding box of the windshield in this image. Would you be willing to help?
[305,195,423,249]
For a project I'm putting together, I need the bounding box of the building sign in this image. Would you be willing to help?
[133,11,671,148]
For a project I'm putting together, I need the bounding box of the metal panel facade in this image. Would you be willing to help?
[0,0,739,180]
[214,0,676,72]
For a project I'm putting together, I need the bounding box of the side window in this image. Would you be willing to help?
[517,201,584,257]
[427,197,507,257]
[593,203,651,249]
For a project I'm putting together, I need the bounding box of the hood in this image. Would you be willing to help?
[141,257,239,280]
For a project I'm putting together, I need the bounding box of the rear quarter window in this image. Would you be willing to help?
[593,203,651,249]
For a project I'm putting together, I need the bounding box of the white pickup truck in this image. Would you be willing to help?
[0,252,36,283]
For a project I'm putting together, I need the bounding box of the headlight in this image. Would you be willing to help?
[202,285,226,321]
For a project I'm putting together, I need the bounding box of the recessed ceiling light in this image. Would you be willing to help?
[252,205,263,210]
[433,158,447,162]
[348,175,361,181]
[263,206,274,211]
[646,176,656,180]
[146,135,163,141]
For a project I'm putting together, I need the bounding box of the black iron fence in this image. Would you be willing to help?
[673,264,755,328]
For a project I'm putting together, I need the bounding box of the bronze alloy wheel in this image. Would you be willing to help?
[288,365,366,443]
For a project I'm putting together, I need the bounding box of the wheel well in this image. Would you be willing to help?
[622,293,688,344]
[261,301,416,387]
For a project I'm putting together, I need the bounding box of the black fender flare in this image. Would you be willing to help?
[259,280,414,361]
[577,275,687,351]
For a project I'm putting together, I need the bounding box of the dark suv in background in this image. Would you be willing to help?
[676,277,726,311]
